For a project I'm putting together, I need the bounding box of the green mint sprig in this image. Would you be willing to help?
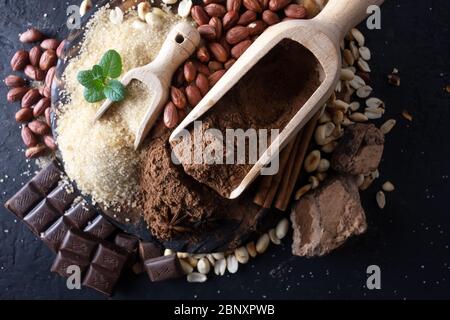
[77,50,126,103]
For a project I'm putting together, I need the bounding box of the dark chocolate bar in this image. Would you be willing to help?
[47,183,77,213]
[91,243,128,274]
[114,233,139,254]
[139,241,162,261]
[144,254,183,282]
[42,217,74,252]
[51,250,91,277]
[82,265,120,296]
[84,215,116,240]
[5,183,43,219]
[65,202,96,229]
[23,199,61,235]
[60,229,98,259]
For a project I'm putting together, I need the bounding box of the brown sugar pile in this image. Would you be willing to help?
[171,39,322,198]
[139,130,261,243]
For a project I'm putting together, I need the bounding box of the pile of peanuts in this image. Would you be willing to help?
[162,0,310,129]
[5,27,65,158]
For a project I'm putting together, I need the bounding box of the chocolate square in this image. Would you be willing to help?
[60,229,98,259]
[31,161,61,195]
[144,254,183,282]
[91,243,127,274]
[138,241,162,261]
[42,217,73,252]
[82,265,120,296]
[4,183,42,219]
[50,251,90,278]
[47,183,77,213]
[23,199,61,235]
[114,233,139,254]
[84,215,116,240]
[64,202,96,229]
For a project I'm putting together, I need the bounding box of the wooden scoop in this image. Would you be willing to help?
[170,0,384,199]
[94,21,200,149]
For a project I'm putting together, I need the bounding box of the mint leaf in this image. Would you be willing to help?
[99,50,122,79]
[92,65,105,82]
[84,87,106,103]
[77,70,95,88]
[104,79,125,102]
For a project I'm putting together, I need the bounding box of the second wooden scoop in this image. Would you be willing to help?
[170,0,385,199]
[95,21,200,149]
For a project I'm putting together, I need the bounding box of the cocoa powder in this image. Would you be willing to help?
[172,39,322,198]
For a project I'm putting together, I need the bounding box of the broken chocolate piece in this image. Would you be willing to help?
[290,175,367,257]
[114,233,139,254]
[84,215,116,240]
[144,254,183,282]
[331,123,384,175]
[82,265,120,296]
[139,241,162,261]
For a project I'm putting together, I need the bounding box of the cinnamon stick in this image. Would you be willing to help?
[274,112,321,211]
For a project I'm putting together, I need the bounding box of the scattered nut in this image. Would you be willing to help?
[80,0,92,17]
[294,184,311,200]
[382,181,395,192]
[234,246,249,264]
[380,119,396,135]
[304,150,321,172]
[197,257,211,274]
[256,233,270,254]
[402,110,413,122]
[226,254,238,273]
[376,190,386,209]
[109,7,124,25]
[187,272,207,283]
[275,218,289,240]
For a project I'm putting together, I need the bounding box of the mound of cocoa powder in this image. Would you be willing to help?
[171,39,322,198]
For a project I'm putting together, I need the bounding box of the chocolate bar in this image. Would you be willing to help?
[65,202,96,229]
[84,215,116,240]
[144,254,183,282]
[139,241,162,261]
[42,217,73,252]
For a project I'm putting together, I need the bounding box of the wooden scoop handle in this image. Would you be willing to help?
[315,0,385,43]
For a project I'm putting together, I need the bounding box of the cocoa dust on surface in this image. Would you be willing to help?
[171,39,322,198]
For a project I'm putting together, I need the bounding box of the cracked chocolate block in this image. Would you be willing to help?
[60,229,98,259]
[31,161,61,195]
[64,202,97,229]
[331,123,385,175]
[82,265,120,296]
[84,215,116,240]
[291,175,367,257]
[47,183,77,213]
[138,241,162,261]
[51,250,90,278]
[4,183,42,219]
[42,217,73,252]
[144,254,183,282]
[114,233,139,254]
[23,199,61,235]
[91,243,128,274]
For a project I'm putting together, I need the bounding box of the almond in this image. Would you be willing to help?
[219,37,231,55]
[208,61,224,73]
[45,108,52,126]
[43,135,57,151]
[39,50,57,71]
[45,66,56,88]
[195,73,210,96]
[4,75,25,88]
[224,58,236,70]
[197,62,211,76]
[24,65,45,81]
[231,39,252,59]
[25,144,48,159]
[29,46,42,67]
[184,60,197,83]
[243,0,262,12]
[21,126,38,147]
[259,0,269,9]
[209,17,223,40]
[186,85,203,107]
[7,87,29,102]
[191,5,210,25]
[198,25,217,41]
[56,40,66,58]
[262,10,280,25]
[41,38,61,50]
[227,0,242,11]
[238,10,257,25]
[222,10,239,30]
[171,86,187,110]
[28,120,50,136]
[196,46,210,63]
[163,102,179,128]
[42,86,51,99]
[269,0,290,11]
[208,69,226,87]
[15,108,34,123]
[11,50,29,71]
[33,97,51,117]
[204,4,226,17]
[284,4,307,19]
[226,26,250,45]
[208,42,228,63]
[20,28,43,43]
[247,20,267,36]
[21,88,41,108]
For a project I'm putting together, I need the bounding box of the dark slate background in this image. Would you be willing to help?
[0,0,449,300]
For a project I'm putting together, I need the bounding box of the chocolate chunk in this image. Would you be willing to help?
[60,229,98,259]
[91,243,127,274]
[84,215,116,240]
[64,202,96,229]
[144,254,183,282]
[331,123,384,175]
[82,265,120,296]
[139,241,162,261]
[23,199,61,235]
[51,250,90,278]
[114,233,139,253]
[47,183,77,213]
[290,175,367,257]
[31,161,61,195]
[42,217,74,252]
[4,183,42,219]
